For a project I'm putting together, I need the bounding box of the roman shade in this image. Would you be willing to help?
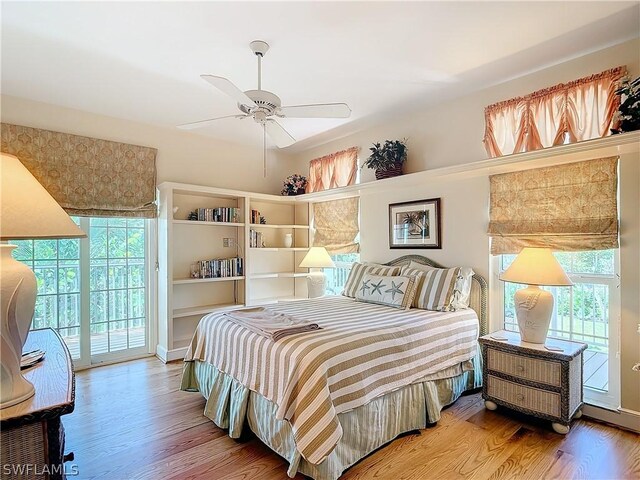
[1,124,158,218]
[488,157,619,254]
[483,67,625,158]
[307,147,358,193]
[313,197,359,255]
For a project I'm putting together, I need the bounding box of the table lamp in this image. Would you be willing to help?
[1,153,86,408]
[500,247,573,344]
[299,247,335,298]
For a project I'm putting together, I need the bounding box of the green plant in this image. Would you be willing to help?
[612,75,640,134]
[363,139,408,171]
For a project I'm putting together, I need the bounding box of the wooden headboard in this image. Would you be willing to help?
[384,255,488,336]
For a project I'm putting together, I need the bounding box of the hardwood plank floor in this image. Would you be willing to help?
[64,357,639,480]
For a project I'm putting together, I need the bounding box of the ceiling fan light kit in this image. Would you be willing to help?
[178,40,352,149]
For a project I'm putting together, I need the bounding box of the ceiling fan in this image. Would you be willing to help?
[178,40,351,148]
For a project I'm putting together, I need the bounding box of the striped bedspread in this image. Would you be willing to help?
[184,296,479,464]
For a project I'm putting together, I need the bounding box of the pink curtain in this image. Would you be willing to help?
[307,147,358,193]
[483,67,625,158]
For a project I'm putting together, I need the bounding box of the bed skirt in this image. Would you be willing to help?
[181,346,482,480]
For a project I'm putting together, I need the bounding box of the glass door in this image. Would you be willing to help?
[12,216,151,367]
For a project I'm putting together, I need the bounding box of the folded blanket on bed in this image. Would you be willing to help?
[223,307,320,341]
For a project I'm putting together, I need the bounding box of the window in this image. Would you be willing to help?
[325,253,359,295]
[12,217,150,364]
[13,225,81,357]
[483,66,624,157]
[307,147,358,193]
[497,250,620,408]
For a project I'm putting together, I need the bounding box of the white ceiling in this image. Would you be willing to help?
[2,2,638,152]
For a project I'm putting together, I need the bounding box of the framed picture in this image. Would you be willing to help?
[389,198,441,249]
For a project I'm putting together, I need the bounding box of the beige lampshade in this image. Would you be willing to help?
[500,247,573,286]
[0,153,86,240]
[299,247,335,268]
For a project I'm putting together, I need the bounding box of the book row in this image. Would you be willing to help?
[190,256,244,279]
[190,207,240,223]
[249,229,266,248]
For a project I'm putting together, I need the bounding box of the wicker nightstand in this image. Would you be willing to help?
[479,330,587,434]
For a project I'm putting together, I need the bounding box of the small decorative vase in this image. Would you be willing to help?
[283,233,293,248]
[287,188,305,196]
[375,163,403,180]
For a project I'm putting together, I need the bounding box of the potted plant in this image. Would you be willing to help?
[612,75,640,134]
[281,173,308,196]
[363,139,408,180]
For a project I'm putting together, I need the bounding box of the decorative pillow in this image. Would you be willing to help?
[407,261,475,310]
[342,262,401,298]
[354,273,417,310]
[401,264,460,311]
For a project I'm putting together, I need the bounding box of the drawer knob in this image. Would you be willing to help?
[516,364,525,373]
[516,393,525,401]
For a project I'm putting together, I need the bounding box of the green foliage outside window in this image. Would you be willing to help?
[12,217,147,358]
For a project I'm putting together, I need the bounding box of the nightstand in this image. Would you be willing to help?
[0,328,75,479]
[479,330,587,434]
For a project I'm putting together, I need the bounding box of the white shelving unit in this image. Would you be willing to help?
[246,195,310,307]
[157,182,310,362]
[172,276,245,285]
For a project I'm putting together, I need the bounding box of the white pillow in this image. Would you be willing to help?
[342,262,401,298]
[354,273,417,310]
[408,261,474,310]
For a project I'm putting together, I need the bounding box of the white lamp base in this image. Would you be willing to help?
[514,285,554,344]
[1,244,36,408]
[306,271,326,298]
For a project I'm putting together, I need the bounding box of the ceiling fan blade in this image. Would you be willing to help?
[264,119,296,148]
[201,75,256,107]
[279,103,351,119]
[177,114,246,130]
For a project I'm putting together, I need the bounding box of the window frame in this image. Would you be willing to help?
[490,251,621,410]
[16,217,156,369]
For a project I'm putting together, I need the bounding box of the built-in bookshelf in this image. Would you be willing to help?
[245,197,310,307]
[157,182,310,362]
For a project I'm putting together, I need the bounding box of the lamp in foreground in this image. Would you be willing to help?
[500,247,572,344]
[299,247,335,298]
[1,153,86,408]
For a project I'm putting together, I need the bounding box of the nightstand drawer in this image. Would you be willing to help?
[487,375,561,417]
[487,347,561,386]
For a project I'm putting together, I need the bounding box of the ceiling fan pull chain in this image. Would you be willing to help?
[263,124,267,178]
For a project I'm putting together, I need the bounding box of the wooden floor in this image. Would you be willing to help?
[64,357,639,480]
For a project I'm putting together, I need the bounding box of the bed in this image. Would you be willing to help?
[181,255,488,480]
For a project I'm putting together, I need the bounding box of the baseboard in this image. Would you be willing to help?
[75,352,155,371]
[583,404,640,433]
[156,344,169,363]
[155,344,187,363]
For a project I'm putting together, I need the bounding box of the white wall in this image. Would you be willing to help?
[0,95,296,193]
[292,39,639,177]
[360,176,489,277]
[619,153,640,413]
[292,39,640,413]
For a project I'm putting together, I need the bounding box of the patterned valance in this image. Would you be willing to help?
[1,124,158,218]
[483,67,625,158]
[488,157,619,254]
[313,197,360,255]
